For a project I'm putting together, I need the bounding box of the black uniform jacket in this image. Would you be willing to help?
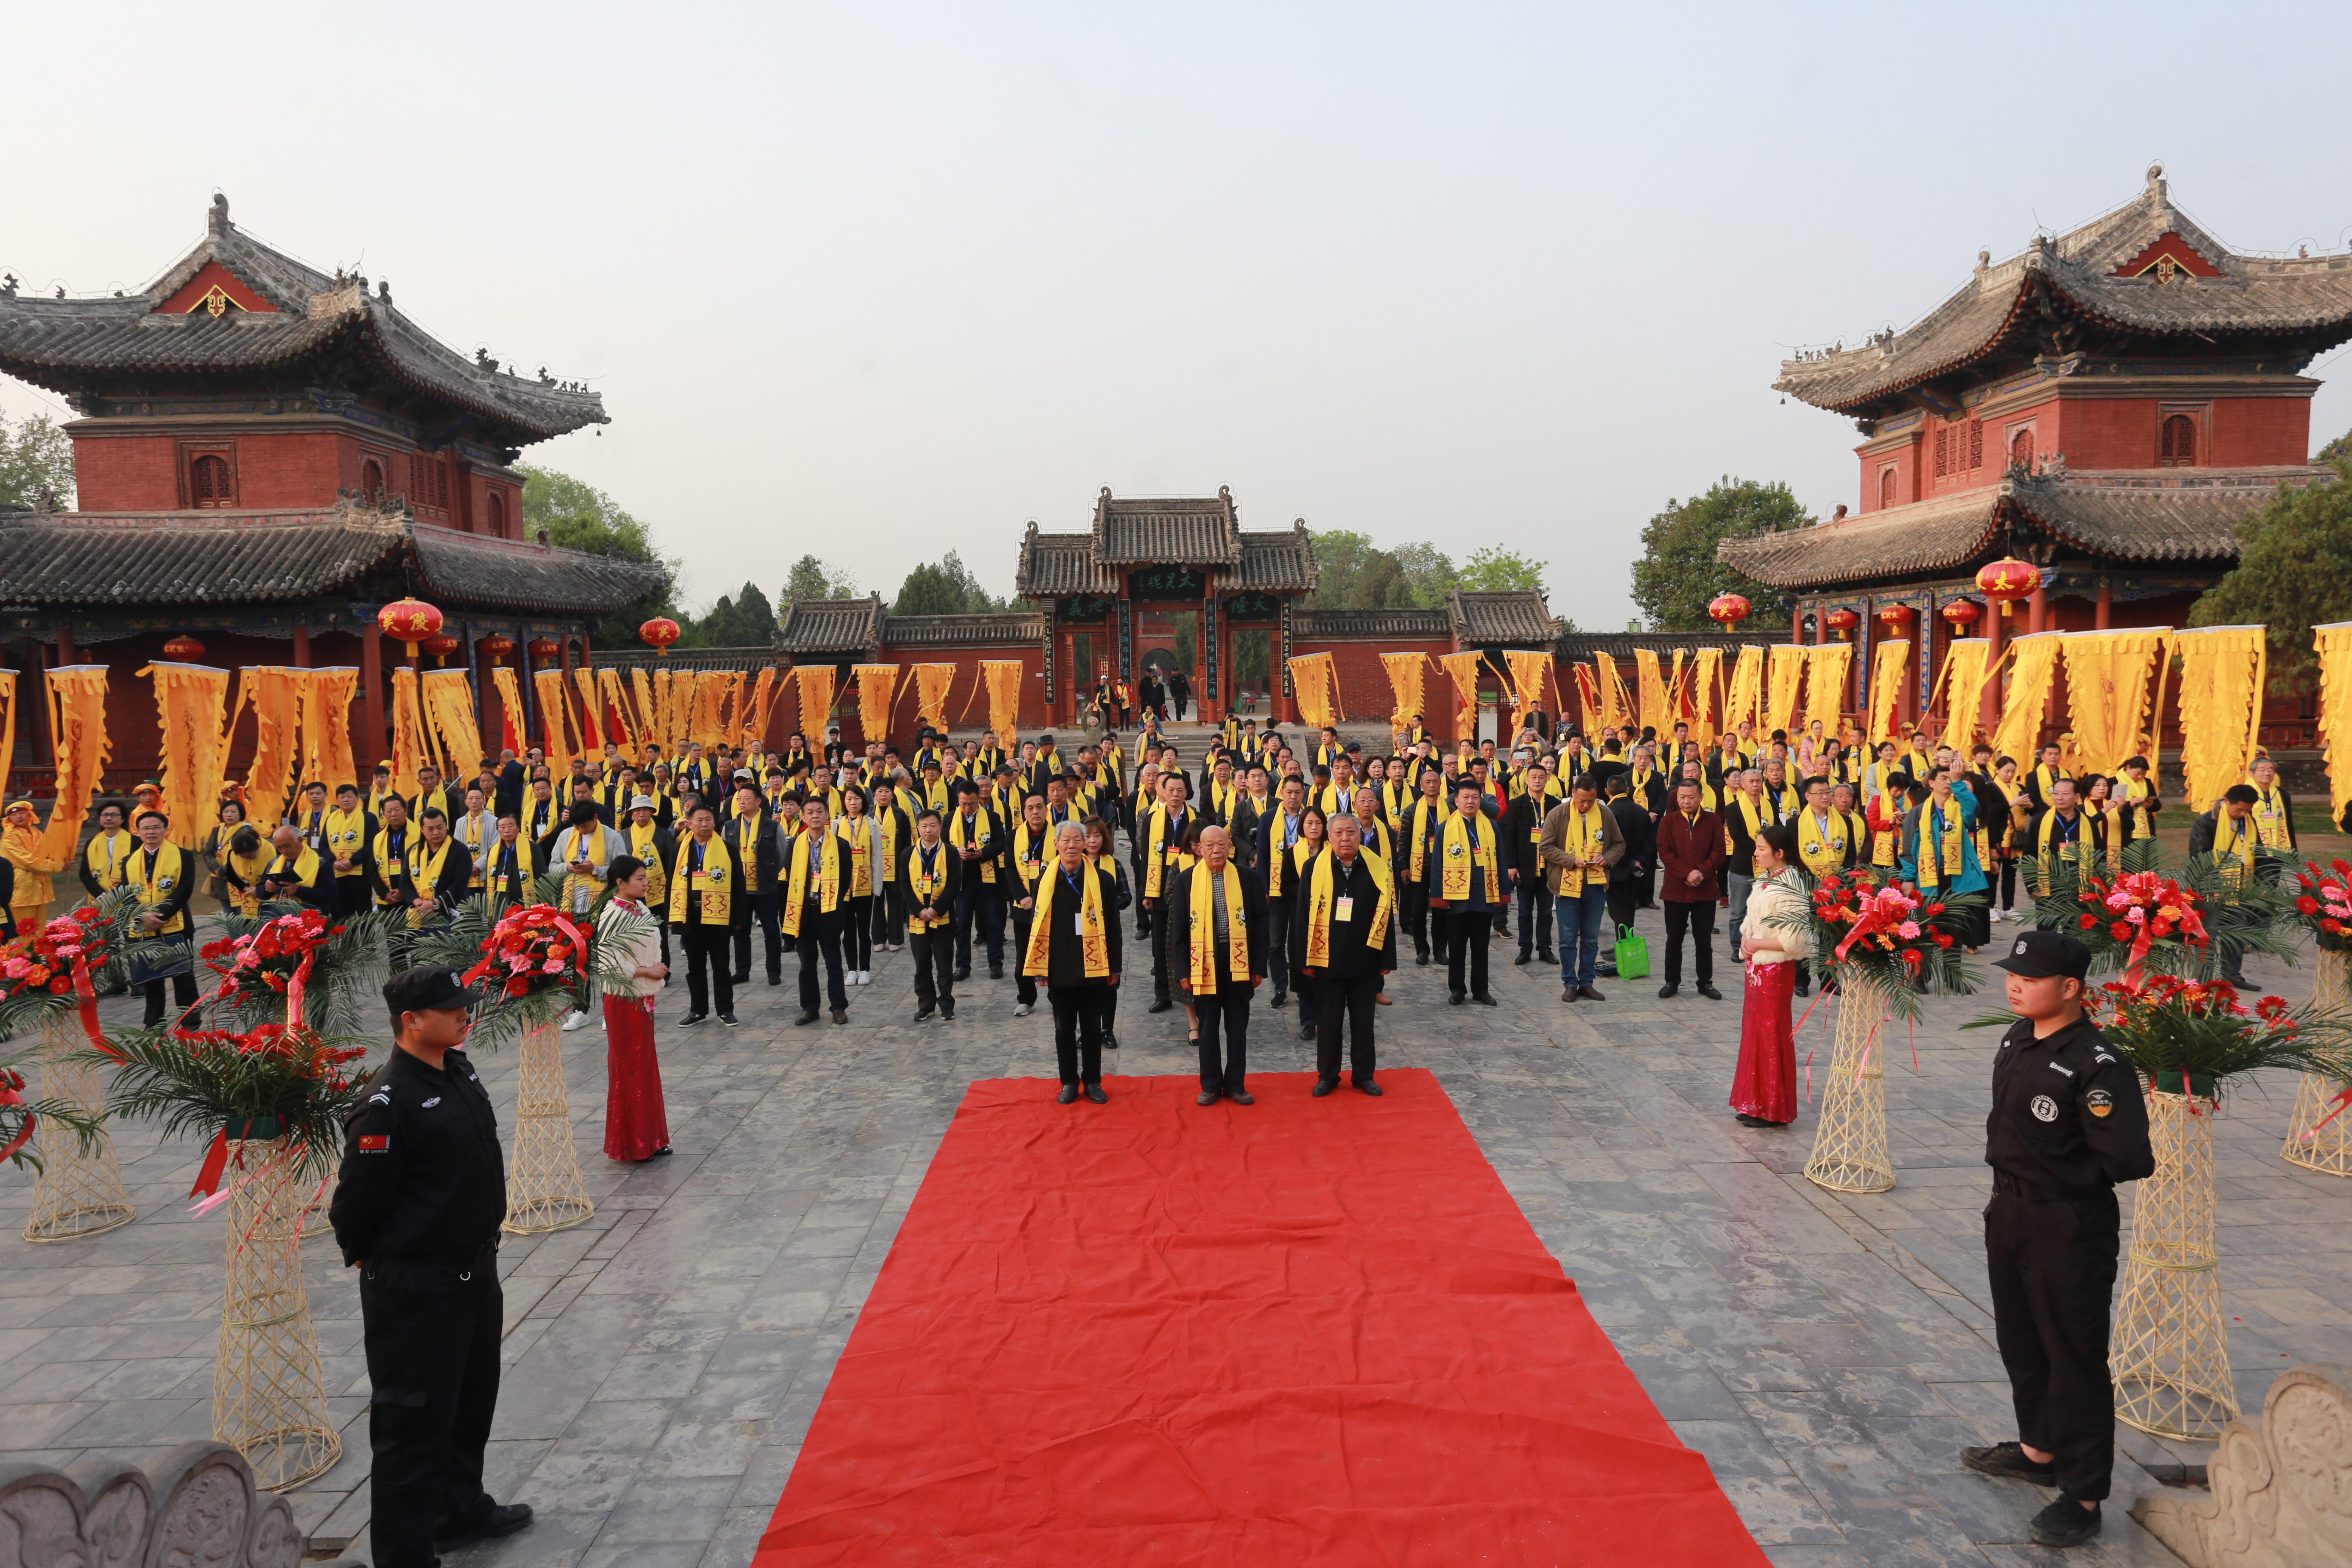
[329,1046,506,1267]
[1985,1014,2155,1199]
[1167,861,1268,994]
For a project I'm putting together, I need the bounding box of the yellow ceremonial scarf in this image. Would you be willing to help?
[1914,799,1967,889]
[917,778,951,814]
[1012,819,1051,895]
[371,824,415,906]
[552,824,609,913]
[130,842,187,934]
[2037,807,2089,865]
[2250,784,2292,850]
[324,805,370,875]
[404,838,454,928]
[1871,787,1904,867]
[85,830,132,890]
[780,833,840,935]
[834,815,874,897]
[905,841,952,931]
[1798,809,1850,878]
[481,838,530,904]
[454,811,494,886]
[224,842,274,918]
[1302,846,1394,968]
[948,806,995,884]
[256,845,321,912]
[668,833,735,925]
[1144,805,1195,899]
[523,795,561,843]
[627,821,668,903]
[1023,859,1109,979]
[1186,861,1251,992]
[1438,809,1497,902]
[2033,763,2071,803]
[1556,802,1608,896]
[1406,797,1448,884]
[2114,775,2154,842]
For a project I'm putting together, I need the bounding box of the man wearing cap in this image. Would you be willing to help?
[1962,930,2153,1549]
[332,967,532,1568]
[3,799,67,931]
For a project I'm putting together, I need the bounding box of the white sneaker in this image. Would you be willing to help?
[1013,1002,1033,1017]
[560,1009,592,1032]
[859,970,871,985]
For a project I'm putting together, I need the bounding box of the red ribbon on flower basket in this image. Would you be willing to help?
[461,904,594,1003]
[1,909,123,1061]
[2303,1084,2352,1142]
[0,1070,31,1164]
[186,914,342,1201]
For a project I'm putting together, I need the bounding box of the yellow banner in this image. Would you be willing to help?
[1764,644,1808,737]
[141,662,230,848]
[853,664,900,748]
[492,665,528,756]
[532,667,575,777]
[1688,648,1723,750]
[1589,653,1631,733]
[912,664,957,734]
[741,667,784,753]
[1803,643,1852,735]
[2174,625,2268,812]
[1932,640,1992,758]
[2318,622,2352,822]
[1381,651,1429,735]
[421,669,483,788]
[392,666,440,794]
[0,670,14,813]
[40,667,113,861]
[570,666,605,751]
[1723,645,1766,736]
[1633,649,1667,737]
[1988,632,2063,771]
[2062,629,2168,778]
[1503,649,1553,742]
[1865,641,1908,745]
[597,666,641,756]
[300,667,360,792]
[1439,651,1483,741]
[978,660,1022,745]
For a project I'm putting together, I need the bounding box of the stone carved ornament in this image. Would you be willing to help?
[2134,1363,2352,1568]
[0,1443,352,1568]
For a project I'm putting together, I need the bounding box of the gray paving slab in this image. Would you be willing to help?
[4,777,2347,1565]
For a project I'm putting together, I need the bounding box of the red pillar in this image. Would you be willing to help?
[2095,582,2111,629]
[1792,600,1805,644]
[2027,582,2047,636]
[292,625,312,667]
[359,621,385,769]
[56,625,76,665]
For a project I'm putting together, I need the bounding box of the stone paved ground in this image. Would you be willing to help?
[5,769,2348,1567]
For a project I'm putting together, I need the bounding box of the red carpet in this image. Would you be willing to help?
[754,1069,1766,1566]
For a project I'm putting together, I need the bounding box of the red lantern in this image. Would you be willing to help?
[528,637,562,661]
[640,616,683,657]
[1975,557,2038,618]
[161,634,206,662]
[378,597,444,657]
[1823,607,1860,640]
[1875,603,1911,632]
[423,632,463,665]
[1706,593,1752,628]
[1941,600,1982,629]
[480,634,516,666]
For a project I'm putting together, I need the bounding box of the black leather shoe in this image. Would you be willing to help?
[794,1011,818,1026]
[1298,1023,1314,1041]
[434,1503,533,1548]
[1057,1084,1079,1104]
[1447,992,1465,1006]
[1658,984,1679,999]
[766,974,781,986]
[1471,994,1498,1007]
[1794,978,1811,998]
[1083,1084,1107,1104]
[1311,1079,1337,1097]
[1103,1031,1117,1049]
[678,1012,707,1027]
[1196,1090,1221,1106]
[731,974,748,986]
[913,1005,936,1022]
[989,964,1004,980]
[953,967,971,981]
[2028,1495,2101,1548]
[1577,985,1606,1001]
[1227,1089,1253,1105]
[1148,998,1173,1013]
[718,1013,738,1027]
[1960,1442,2058,1485]
[1697,983,1724,1001]
[1537,949,1556,964]
[1356,1080,1383,1096]
[831,1008,848,1024]
[1513,951,1531,965]
[1413,951,1429,966]
[1271,990,1289,1008]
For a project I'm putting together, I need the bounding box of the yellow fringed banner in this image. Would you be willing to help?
[234,666,302,830]
[1764,644,1808,737]
[420,670,484,782]
[912,664,957,735]
[300,668,360,793]
[1633,650,1668,737]
[0,670,15,811]
[1865,642,1908,745]
[977,660,1020,747]
[1803,643,1852,734]
[1932,640,1992,758]
[740,667,784,753]
[1504,649,1555,742]
[689,671,732,750]
[2173,625,2268,812]
[597,667,641,757]
[1723,645,1766,736]
[1438,652,1483,741]
[2317,622,2352,822]
[628,668,658,759]
[532,668,576,778]
[1591,654,1632,733]
[1380,651,1428,736]
[2063,629,2168,779]
[40,666,113,861]
[853,664,900,749]
[491,665,528,756]
[142,662,232,848]
[1289,654,1341,733]
[390,667,438,797]
[1687,648,1724,750]
[1989,631,2063,772]
[570,667,605,752]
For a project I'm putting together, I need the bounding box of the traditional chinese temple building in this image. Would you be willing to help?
[1722,165,2348,743]
[0,195,662,785]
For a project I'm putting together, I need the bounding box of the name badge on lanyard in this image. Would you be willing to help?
[1335,896,1355,920]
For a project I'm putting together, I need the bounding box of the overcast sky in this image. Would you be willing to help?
[6,3,2349,631]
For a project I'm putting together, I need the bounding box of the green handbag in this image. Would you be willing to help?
[1614,922,1649,980]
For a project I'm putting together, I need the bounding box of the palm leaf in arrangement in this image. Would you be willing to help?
[2027,840,2298,980]
[0,889,144,1044]
[85,1021,376,1183]
[0,1040,110,1172]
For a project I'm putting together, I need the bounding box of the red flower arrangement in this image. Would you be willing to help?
[2289,857,2352,953]
[2082,970,2328,1100]
[2067,868,2208,973]
[0,907,116,1005]
[202,910,343,1024]
[1805,868,1972,1012]
[462,903,591,1003]
[102,1018,377,1195]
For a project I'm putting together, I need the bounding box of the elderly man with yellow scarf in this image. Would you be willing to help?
[1024,819,1124,1103]
[125,808,200,1026]
[1291,811,1397,1096]
[1428,779,1504,1007]
[781,795,855,1026]
[1169,824,1266,1106]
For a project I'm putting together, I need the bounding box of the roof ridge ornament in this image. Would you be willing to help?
[207,193,230,239]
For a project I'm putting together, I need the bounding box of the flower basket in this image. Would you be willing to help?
[2282,945,2352,1176]
[1802,868,1979,1022]
[3,901,139,1240]
[1803,968,1899,1194]
[210,1125,340,1491]
[2031,840,2295,982]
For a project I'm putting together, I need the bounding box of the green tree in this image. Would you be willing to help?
[891,549,1008,616]
[0,410,74,510]
[1628,477,1810,631]
[783,554,860,603]
[1459,545,1547,594]
[1391,541,1458,607]
[517,462,681,646]
[2190,457,2352,692]
[692,580,778,647]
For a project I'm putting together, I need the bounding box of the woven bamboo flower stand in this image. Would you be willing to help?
[21,1013,135,1242]
[213,1136,340,1491]
[1804,972,1896,1194]
[2281,947,2350,1176]
[503,1014,594,1234]
[2112,1087,2239,1439]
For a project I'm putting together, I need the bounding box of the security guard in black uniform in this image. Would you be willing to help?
[1961,930,2153,1549]
[329,966,534,1568]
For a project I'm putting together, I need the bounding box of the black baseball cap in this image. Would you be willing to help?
[1991,930,2090,982]
[383,965,481,1014]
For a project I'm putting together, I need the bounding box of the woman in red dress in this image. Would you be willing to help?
[1731,821,1805,1127]
[600,856,672,1161]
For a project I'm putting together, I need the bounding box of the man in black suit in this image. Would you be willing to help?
[1292,812,1398,1096]
[724,785,784,986]
[1501,761,1557,967]
[1169,825,1265,1105]
[1030,820,1124,1102]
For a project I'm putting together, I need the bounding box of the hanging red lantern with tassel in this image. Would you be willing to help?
[1975,558,2038,617]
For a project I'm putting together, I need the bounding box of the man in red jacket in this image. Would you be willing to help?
[1655,777,1725,1000]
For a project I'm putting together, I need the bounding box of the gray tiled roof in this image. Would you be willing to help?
[883,612,1047,648]
[1295,608,1451,640]
[1014,529,1115,596]
[775,594,885,654]
[1775,169,2352,414]
[1233,524,1318,592]
[0,501,664,613]
[0,196,608,445]
[1090,488,1240,564]
[1716,466,2335,589]
[1452,590,1561,646]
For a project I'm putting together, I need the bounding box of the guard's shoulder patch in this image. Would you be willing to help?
[356,1134,390,1152]
[368,1089,392,1106]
